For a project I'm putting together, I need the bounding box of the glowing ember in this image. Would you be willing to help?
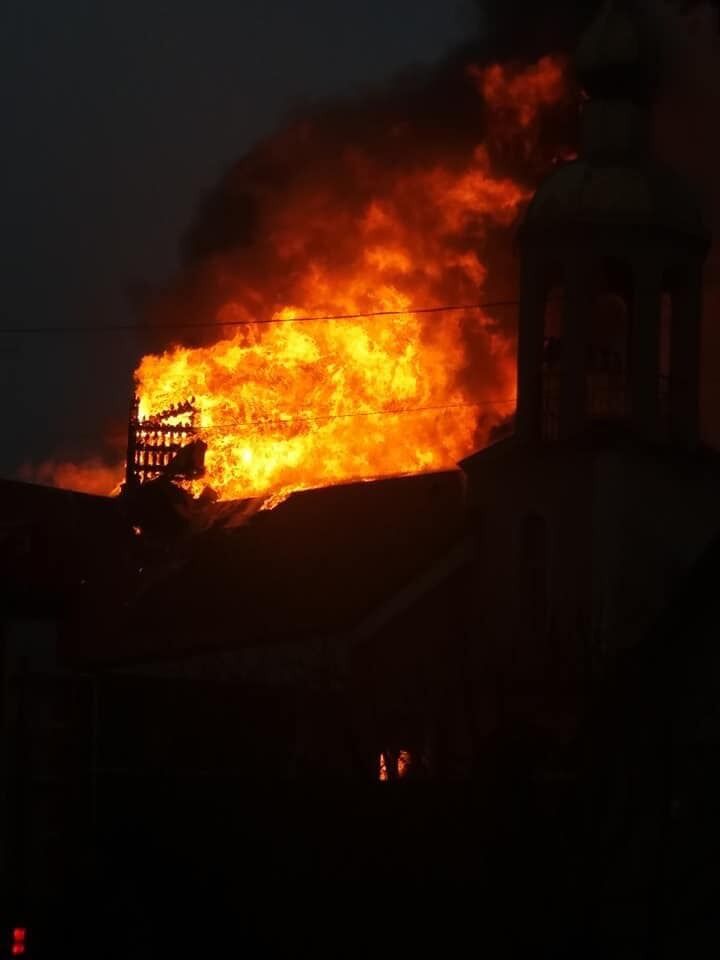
[379,753,389,782]
[397,750,412,779]
[379,750,413,781]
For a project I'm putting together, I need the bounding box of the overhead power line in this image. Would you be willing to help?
[201,397,518,432]
[0,299,521,338]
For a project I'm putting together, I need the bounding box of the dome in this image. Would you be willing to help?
[519,1,709,250]
[574,0,658,104]
[520,159,707,242]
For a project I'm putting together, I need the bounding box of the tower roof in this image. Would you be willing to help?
[519,0,708,246]
[574,0,658,104]
[521,159,707,243]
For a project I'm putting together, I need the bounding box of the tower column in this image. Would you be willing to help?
[516,258,547,443]
[559,257,591,440]
[630,261,662,439]
[513,0,708,452]
[671,259,703,449]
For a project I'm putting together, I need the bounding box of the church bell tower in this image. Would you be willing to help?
[461,0,717,743]
[515,0,709,450]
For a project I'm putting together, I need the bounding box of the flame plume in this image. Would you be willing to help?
[133,57,571,506]
[23,57,574,500]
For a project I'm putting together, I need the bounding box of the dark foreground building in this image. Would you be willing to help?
[2,2,720,956]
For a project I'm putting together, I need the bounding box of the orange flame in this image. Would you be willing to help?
[34,58,569,503]
[134,58,570,506]
[379,750,413,781]
[379,753,389,782]
[471,55,568,130]
[397,750,412,779]
[18,458,124,497]
[136,297,519,505]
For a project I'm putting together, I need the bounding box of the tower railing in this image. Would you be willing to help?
[125,396,206,488]
[658,374,672,437]
[542,337,562,441]
[586,346,626,422]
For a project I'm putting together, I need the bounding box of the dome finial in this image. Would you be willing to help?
[575,0,659,104]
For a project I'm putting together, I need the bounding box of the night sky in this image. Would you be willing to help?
[1,0,472,476]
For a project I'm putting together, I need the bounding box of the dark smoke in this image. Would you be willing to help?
[178,59,545,271]
[145,11,586,354]
[164,1,720,330]
[476,0,602,60]
[180,4,597,270]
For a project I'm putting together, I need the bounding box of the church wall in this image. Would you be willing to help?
[350,564,478,780]
[591,450,720,657]
[466,446,595,742]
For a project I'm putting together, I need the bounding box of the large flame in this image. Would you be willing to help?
[135,150,525,504]
[133,57,569,505]
[23,57,572,500]
[135,164,522,504]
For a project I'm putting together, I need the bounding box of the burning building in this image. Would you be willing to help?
[6,1,720,956]
[117,55,574,507]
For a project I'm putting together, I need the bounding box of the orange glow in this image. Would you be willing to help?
[379,754,389,782]
[379,750,413,781]
[128,57,568,506]
[18,458,123,497]
[397,750,412,779]
[471,56,568,130]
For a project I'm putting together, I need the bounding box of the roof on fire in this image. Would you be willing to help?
[63,469,470,666]
[0,478,130,616]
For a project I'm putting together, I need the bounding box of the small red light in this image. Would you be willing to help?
[11,928,27,956]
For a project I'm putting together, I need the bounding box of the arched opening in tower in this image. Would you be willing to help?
[586,258,633,423]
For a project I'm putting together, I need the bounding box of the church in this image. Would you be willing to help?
[3,1,720,955]
[464,0,716,753]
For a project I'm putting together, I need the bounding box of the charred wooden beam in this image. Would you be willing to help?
[125,394,205,490]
